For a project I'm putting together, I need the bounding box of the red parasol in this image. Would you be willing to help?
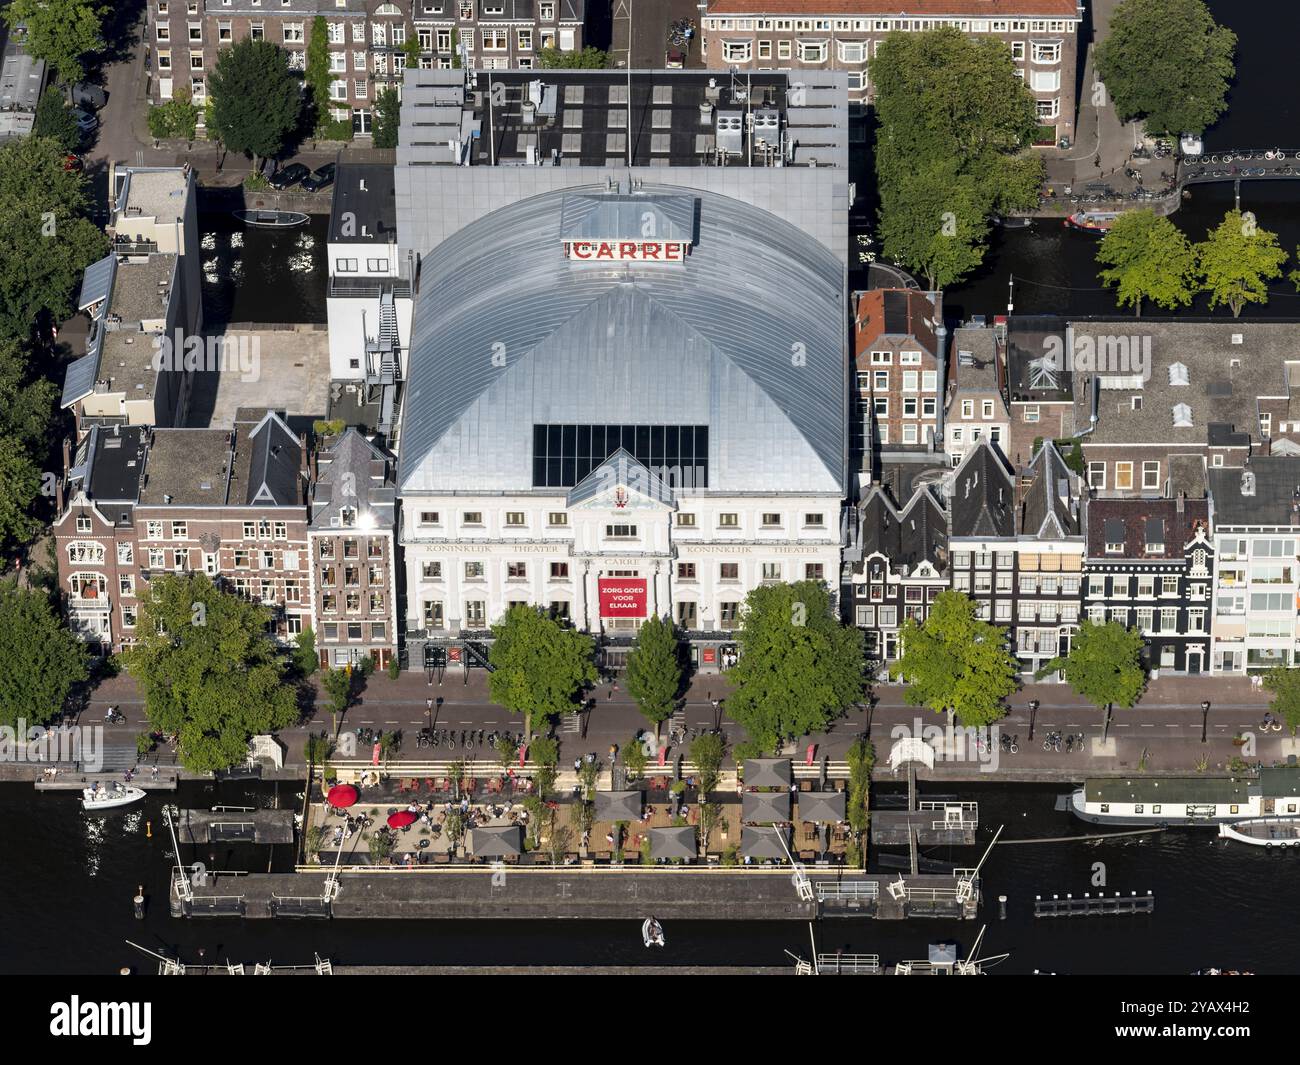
[327,784,359,808]
[387,810,418,828]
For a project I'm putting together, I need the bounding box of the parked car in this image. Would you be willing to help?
[300,162,336,193]
[70,109,98,139]
[63,153,83,172]
[70,82,107,111]
[268,162,310,190]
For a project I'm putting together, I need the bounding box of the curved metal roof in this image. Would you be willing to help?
[397,184,846,497]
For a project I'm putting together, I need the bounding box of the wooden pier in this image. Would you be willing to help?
[1034,891,1154,918]
[34,770,178,792]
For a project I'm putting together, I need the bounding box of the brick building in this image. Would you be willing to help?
[307,428,399,669]
[54,411,310,652]
[945,322,1009,467]
[699,0,1082,139]
[148,0,584,135]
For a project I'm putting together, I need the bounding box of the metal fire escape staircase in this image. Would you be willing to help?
[365,289,402,443]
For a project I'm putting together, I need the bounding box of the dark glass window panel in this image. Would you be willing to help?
[532,424,709,487]
[561,454,576,485]
[548,425,563,455]
[562,424,577,455]
[650,425,664,465]
[577,424,591,460]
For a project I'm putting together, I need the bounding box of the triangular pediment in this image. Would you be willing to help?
[567,449,675,510]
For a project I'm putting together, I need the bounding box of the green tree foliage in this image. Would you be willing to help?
[294,625,318,676]
[121,574,298,772]
[1040,621,1146,718]
[0,136,106,340]
[32,89,80,153]
[538,46,609,69]
[305,15,331,127]
[4,0,104,86]
[895,590,1017,727]
[844,738,874,867]
[1197,209,1289,317]
[487,605,597,737]
[207,39,303,165]
[1096,209,1198,315]
[725,581,865,751]
[1095,0,1235,135]
[689,731,726,795]
[0,580,88,728]
[1263,666,1300,735]
[371,87,401,149]
[321,665,355,716]
[147,89,200,142]
[872,27,1042,289]
[625,613,681,732]
[0,339,56,552]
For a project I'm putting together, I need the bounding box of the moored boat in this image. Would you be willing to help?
[82,781,145,811]
[232,209,309,228]
[1069,767,1300,827]
[642,917,665,947]
[1218,817,1300,848]
[1064,211,1119,232]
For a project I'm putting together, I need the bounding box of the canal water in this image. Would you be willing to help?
[0,779,1289,974]
[199,211,328,327]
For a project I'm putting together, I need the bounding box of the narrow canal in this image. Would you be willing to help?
[0,779,1288,974]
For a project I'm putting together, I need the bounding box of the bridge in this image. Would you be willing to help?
[1180,149,1300,185]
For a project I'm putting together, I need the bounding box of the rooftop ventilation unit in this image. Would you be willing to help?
[716,110,744,155]
[753,107,779,143]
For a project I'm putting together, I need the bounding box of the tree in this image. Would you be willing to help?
[32,89,80,153]
[371,87,401,150]
[487,605,597,739]
[294,625,318,677]
[872,27,1042,288]
[0,580,88,729]
[304,15,331,129]
[625,613,681,736]
[207,39,303,166]
[0,136,106,339]
[121,574,298,772]
[321,666,355,719]
[1039,621,1145,737]
[0,438,42,550]
[1096,209,1198,315]
[1263,666,1300,736]
[724,581,865,752]
[0,339,55,553]
[895,590,1017,727]
[147,89,200,143]
[1095,0,1235,135]
[538,46,609,69]
[4,0,104,87]
[1197,209,1288,317]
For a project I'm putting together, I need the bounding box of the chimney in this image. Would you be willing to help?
[1176,491,1185,514]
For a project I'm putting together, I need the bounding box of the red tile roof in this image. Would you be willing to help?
[706,1,1080,16]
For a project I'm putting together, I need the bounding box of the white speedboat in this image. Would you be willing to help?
[82,782,145,811]
[1218,817,1300,848]
[642,917,665,948]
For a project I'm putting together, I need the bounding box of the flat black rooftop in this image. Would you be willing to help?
[85,426,148,502]
[402,69,847,170]
[328,163,397,244]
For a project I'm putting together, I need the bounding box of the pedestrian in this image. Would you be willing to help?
[609,743,619,761]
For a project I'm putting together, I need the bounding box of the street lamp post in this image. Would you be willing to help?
[711,698,720,732]
[426,697,433,732]
[1028,700,1039,741]
[1201,700,1210,744]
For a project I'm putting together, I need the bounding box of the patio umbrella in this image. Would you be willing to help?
[387,810,418,828]
[327,784,359,808]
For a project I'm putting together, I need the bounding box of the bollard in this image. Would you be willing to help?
[134,885,146,919]
[998,894,1007,920]
[146,820,152,839]
[119,967,132,975]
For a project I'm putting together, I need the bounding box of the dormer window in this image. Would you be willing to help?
[1168,362,1189,386]
[341,506,357,527]
[1172,403,1192,428]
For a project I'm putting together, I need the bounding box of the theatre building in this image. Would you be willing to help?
[392,69,851,671]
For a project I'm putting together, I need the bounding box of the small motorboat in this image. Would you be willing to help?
[1064,211,1119,233]
[642,916,665,948]
[82,781,146,811]
[993,214,1033,229]
[232,209,309,228]
[1218,817,1300,848]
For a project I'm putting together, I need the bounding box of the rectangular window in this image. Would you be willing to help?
[719,563,739,581]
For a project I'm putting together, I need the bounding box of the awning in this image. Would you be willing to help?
[469,824,523,857]
[741,825,789,860]
[78,253,116,311]
[61,352,98,409]
[648,825,697,861]
[744,758,792,788]
[742,790,791,824]
[798,791,846,823]
[595,790,642,822]
[326,784,358,808]
[387,810,418,828]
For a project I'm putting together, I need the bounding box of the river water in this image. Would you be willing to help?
[0,778,1288,975]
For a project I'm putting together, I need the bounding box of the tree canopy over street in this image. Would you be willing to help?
[895,590,1017,727]
[122,574,299,772]
[207,40,303,166]
[1096,209,1198,315]
[872,26,1043,289]
[487,605,597,738]
[625,613,682,734]
[4,0,104,86]
[0,580,88,729]
[1096,0,1236,136]
[1040,621,1145,728]
[724,581,865,752]
[1197,209,1288,317]
[0,136,106,341]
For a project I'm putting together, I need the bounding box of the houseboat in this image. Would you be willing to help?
[1068,768,1300,827]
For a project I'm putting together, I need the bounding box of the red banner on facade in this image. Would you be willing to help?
[702,648,717,664]
[599,578,647,617]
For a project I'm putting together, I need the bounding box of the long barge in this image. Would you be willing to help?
[1069,766,1300,827]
